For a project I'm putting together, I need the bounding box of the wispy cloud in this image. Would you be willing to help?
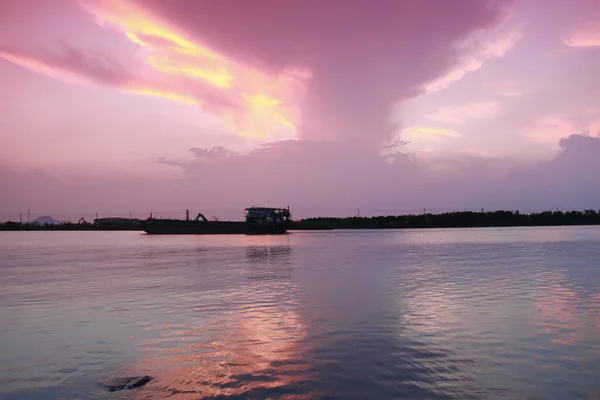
[402,126,461,141]
[428,101,501,124]
[79,0,312,142]
[0,0,313,144]
[0,44,132,86]
[424,29,522,93]
[189,146,240,160]
[128,88,198,105]
[584,107,600,116]
[485,80,528,97]
[525,114,582,145]
[564,22,600,47]
[384,126,461,157]
[588,120,600,137]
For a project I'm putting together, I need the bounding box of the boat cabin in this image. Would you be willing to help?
[244,207,291,225]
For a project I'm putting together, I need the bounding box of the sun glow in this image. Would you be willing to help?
[78,0,310,141]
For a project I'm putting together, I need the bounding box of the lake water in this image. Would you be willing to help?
[1,227,600,399]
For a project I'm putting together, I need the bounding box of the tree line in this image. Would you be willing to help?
[288,210,600,230]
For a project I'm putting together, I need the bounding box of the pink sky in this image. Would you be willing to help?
[1,0,599,221]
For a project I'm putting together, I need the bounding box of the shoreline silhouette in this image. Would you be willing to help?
[1,209,599,231]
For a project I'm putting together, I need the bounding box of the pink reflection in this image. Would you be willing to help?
[535,277,600,346]
[129,285,311,398]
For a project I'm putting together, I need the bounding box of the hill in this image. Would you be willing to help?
[31,216,64,225]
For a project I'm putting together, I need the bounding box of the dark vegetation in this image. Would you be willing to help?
[1,210,599,231]
[288,210,600,230]
[0,218,142,231]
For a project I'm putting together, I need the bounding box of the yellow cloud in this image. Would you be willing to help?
[128,88,198,105]
[403,126,461,139]
[76,0,311,141]
[80,0,220,58]
[148,55,234,88]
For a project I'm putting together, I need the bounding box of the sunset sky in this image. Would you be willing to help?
[1,0,599,220]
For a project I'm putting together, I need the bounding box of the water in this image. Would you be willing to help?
[1,227,600,399]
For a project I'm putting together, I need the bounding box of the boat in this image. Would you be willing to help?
[140,206,292,235]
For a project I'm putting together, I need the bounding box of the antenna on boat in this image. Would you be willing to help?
[185,209,190,221]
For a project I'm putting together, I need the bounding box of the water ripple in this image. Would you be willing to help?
[1,228,600,399]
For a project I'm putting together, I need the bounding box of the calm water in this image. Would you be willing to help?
[1,227,600,399]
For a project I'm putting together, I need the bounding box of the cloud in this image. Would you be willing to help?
[485,80,527,97]
[507,135,600,208]
[189,146,240,160]
[557,133,600,161]
[3,134,600,221]
[428,101,501,124]
[424,29,522,93]
[157,146,240,168]
[525,114,583,145]
[75,0,511,145]
[0,0,313,144]
[588,119,600,137]
[585,107,600,116]
[128,88,198,105]
[402,126,461,140]
[0,0,516,148]
[0,43,133,86]
[398,126,462,154]
[564,22,600,47]
[79,0,315,142]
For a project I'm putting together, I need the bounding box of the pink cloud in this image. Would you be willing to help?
[428,101,501,124]
[585,107,600,116]
[402,126,461,140]
[423,28,522,93]
[80,0,513,145]
[189,146,240,160]
[0,43,133,86]
[2,0,600,217]
[564,21,600,47]
[588,119,600,137]
[1,0,314,144]
[525,114,583,146]
[525,111,600,147]
[392,126,462,155]
[0,0,516,151]
[485,80,528,97]
[3,134,600,222]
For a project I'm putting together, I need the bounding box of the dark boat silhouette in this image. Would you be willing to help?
[140,206,292,235]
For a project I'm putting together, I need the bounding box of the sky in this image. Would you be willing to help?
[1,0,599,221]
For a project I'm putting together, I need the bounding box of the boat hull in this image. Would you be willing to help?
[140,220,287,235]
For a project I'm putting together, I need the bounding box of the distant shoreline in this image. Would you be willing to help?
[1,210,599,231]
[291,210,600,230]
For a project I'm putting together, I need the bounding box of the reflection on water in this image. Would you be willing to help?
[1,228,600,399]
[134,295,309,399]
[245,244,293,282]
[246,244,292,264]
